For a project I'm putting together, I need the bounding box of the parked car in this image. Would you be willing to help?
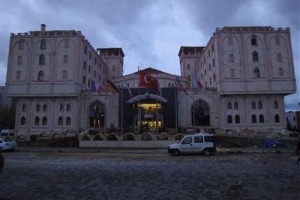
[168,133,216,156]
[0,138,17,151]
[259,138,288,148]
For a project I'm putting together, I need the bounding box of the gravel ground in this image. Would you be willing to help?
[0,151,299,200]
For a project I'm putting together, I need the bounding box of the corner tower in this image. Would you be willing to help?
[97,48,125,80]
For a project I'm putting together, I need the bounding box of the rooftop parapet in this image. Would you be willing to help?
[10,30,82,38]
[215,26,290,33]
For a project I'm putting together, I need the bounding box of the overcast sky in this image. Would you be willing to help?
[0,0,299,110]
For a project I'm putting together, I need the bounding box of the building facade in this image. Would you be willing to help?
[5,25,296,138]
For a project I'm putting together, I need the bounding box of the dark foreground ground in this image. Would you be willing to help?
[0,150,299,200]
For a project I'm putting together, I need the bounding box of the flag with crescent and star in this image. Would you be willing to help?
[139,69,159,92]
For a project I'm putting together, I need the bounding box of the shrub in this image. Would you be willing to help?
[93,134,103,141]
[174,134,184,141]
[123,132,135,141]
[82,135,90,141]
[30,134,38,141]
[141,132,154,141]
[157,132,168,140]
[107,133,118,141]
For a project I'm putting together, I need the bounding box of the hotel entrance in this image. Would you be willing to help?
[127,92,167,131]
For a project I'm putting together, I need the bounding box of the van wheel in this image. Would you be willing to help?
[173,150,180,156]
[203,149,211,156]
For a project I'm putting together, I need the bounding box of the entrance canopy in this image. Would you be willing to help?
[127,92,168,103]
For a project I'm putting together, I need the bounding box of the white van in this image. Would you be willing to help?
[168,133,216,156]
[0,129,16,139]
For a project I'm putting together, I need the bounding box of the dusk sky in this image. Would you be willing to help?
[0,0,299,110]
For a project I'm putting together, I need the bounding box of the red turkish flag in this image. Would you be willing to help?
[139,70,158,90]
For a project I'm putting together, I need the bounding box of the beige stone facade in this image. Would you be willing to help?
[5,25,296,138]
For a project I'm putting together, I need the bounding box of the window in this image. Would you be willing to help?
[194,136,203,143]
[251,101,256,109]
[39,54,45,65]
[38,71,44,81]
[278,68,284,76]
[252,51,259,62]
[235,115,240,124]
[227,115,233,124]
[43,104,47,112]
[182,136,192,144]
[113,65,116,71]
[277,53,282,62]
[254,68,260,78]
[36,104,41,112]
[259,114,264,123]
[42,117,47,125]
[16,71,21,80]
[228,37,233,45]
[275,114,280,123]
[187,64,190,70]
[230,69,235,78]
[62,70,68,80]
[212,59,215,66]
[84,61,86,69]
[35,117,40,125]
[22,104,26,112]
[66,117,71,125]
[40,39,46,49]
[83,76,86,84]
[89,52,91,59]
[64,40,69,48]
[66,104,71,111]
[274,101,279,109]
[275,36,280,45]
[59,104,64,111]
[251,115,257,123]
[58,117,63,125]
[17,56,23,65]
[234,102,239,109]
[258,101,263,109]
[19,41,24,50]
[227,102,232,109]
[21,117,26,125]
[84,46,87,54]
[229,54,234,63]
[251,36,257,46]
[63,55,68,64]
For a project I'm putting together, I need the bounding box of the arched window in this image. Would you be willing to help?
[235,115,240,124]
[252,51,259,62]
[227,115,233,124]
[43,104,47,112]
[64,40,69,48]
[42,117,47,125]
[254,67,260,78]
[251,101,256,109]
[21,117,26,125]
[35,117,40,125]
[38,71,44,81]
[58,117,63,125]
[19,41,24,50]
[66,117,71,125]
[59,104,64,111]
[40,39,46,49]
[275,114,280,123]
[251,36,257,46]
[234,102,239,109]
[39,54,45,65]
[36,104,41,112]
[274,101,279,109]
[277,53,282,62]
[66,104,71,111]
[227,102,232,109]
[258,101,263,109]
[228,37,233,45]
[251,115,257,123]
[22,104,26,112]
[259,114,264,123]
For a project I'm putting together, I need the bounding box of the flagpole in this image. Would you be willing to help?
[137,66,140,134]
